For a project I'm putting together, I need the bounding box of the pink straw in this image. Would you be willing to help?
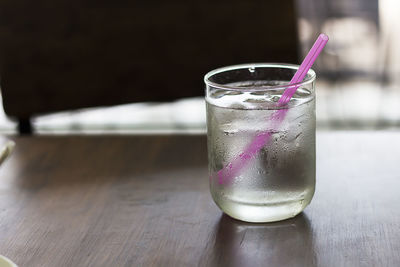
[214,34,329,185]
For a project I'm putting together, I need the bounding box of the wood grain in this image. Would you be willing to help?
[0,132,399,266]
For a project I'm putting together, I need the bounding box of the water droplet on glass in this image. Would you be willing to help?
[271,95,280,102]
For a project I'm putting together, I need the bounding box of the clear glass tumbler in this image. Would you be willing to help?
[205,63,316,223]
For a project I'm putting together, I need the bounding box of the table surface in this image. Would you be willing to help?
[0,131,399,267]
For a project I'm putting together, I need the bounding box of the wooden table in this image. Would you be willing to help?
[0,131,399,266]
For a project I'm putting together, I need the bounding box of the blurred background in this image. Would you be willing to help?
[0,0,398,134]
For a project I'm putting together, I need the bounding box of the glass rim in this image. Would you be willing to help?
[204,63,316,91]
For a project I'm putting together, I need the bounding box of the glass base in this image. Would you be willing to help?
[215,197,311,223]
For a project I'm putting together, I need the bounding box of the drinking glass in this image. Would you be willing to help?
[205,63,316,222]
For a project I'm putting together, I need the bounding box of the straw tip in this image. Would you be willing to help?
[319,33,329,41]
